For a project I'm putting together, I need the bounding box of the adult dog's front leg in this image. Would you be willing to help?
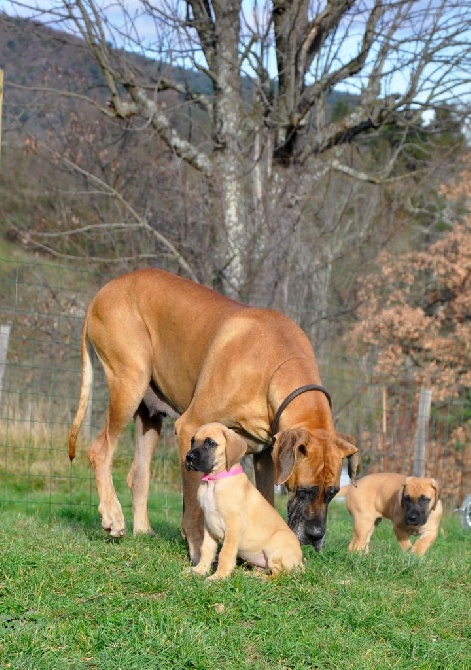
[176,417,204,564]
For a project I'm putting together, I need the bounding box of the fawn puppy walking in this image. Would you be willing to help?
[338,473,442,556]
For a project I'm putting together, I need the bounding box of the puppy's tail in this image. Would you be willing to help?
[69,312,93,461]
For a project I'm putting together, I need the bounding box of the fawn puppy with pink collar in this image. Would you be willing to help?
[185,423,304,580]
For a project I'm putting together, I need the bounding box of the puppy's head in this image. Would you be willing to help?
[185,423,248,475]
[400,477,441,526]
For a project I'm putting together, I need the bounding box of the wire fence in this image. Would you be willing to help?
[0,258,469,525]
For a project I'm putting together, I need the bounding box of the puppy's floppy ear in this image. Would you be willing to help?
[335,433,360,486]
[222,427,247,469]
[430,478,441,510]
[401,480,410,508]
[272,428,310,485]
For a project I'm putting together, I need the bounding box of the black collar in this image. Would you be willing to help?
[271,384,332,437]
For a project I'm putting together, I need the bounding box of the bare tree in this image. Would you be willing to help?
[2,1,470,331]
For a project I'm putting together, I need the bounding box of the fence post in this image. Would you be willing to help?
[0,324,11,409]
[379,386,387,470]
[413,388,432,477]
[0,69,3,157]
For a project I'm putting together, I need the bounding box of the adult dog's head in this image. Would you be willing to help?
[400,477,441,527]
[273,428,359,551]
[185,423,247,475]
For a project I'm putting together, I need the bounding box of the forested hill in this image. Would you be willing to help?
[0,12,356,138]
[0,14,104,129]
[0,13,208,134]
[0,13,216,94]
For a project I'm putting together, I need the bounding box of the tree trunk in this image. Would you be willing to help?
[211,2,247,295]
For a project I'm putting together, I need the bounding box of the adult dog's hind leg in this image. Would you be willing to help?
[127,405,162,535]
[88,368,149,538]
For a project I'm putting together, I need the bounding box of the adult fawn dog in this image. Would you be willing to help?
[69,268,358,563]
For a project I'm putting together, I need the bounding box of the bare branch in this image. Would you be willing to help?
[22,138,201,282]
[297,1,385,124]
[120,84,213,175]
[7,82,117,117]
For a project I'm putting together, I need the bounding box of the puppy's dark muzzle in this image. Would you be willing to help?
[185,447,214,473]
[185,450,200,471]
[405,510,428,526]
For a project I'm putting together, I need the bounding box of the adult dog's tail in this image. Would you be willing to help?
[69,312,93,461]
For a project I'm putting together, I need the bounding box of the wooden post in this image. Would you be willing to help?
[379,386,387,470]
[413,388,432,477]
[0,69,3,157]
[0,324,11,409]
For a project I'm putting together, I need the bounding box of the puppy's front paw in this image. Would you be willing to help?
[192,562,210,576]
[206,571,229,582]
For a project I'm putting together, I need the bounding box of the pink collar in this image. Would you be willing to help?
[202,465,244,481]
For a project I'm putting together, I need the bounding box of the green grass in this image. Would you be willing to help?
[1,495,470,670]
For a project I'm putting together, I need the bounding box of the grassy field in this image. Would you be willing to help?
[0,491,470,670]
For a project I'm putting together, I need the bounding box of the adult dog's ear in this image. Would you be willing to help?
[272,428,310,485]
[430,478,441,510]
[222,427,248,469]
[335,433,360,485]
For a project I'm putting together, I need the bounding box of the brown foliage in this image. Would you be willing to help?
[350,155,471,402]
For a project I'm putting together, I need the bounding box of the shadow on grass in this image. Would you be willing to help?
[51,503,187,556]
[53,505,107,539]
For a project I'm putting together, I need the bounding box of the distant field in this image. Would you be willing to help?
[1,491,470,670]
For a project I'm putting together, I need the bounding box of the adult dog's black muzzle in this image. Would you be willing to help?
[286,485,338,550]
